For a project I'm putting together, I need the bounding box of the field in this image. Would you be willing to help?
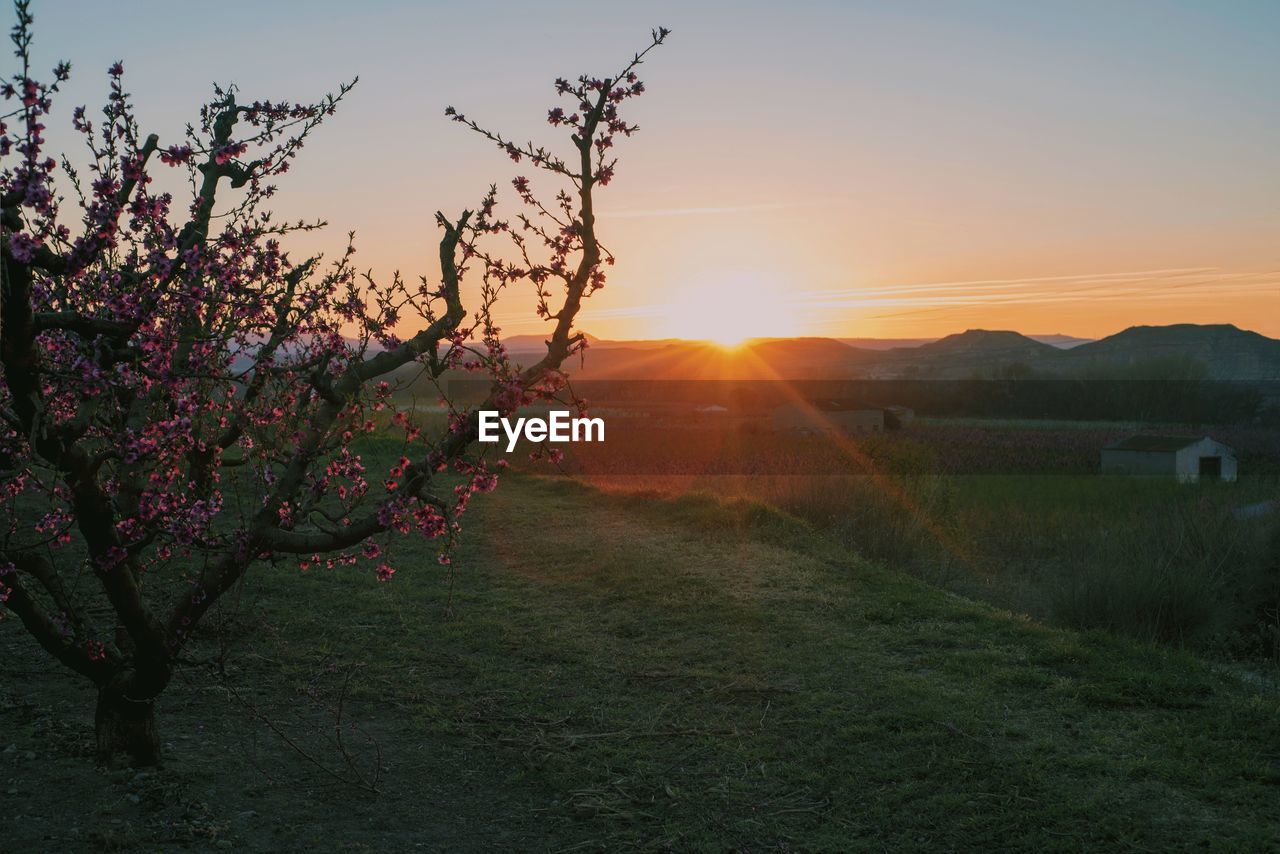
[4,473,1280,850]
[516,417,1280,658]
[531,416,1280,477]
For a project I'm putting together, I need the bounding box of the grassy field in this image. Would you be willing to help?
[4,474,1280,850]
[496,413,1280,658]
[567,467,1280,660]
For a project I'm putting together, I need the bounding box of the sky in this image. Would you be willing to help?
[24,0,1280,342]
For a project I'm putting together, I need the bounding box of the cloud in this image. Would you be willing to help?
[796,267,1280,318]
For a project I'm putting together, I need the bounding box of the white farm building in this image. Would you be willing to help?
[1100,436,1237,482]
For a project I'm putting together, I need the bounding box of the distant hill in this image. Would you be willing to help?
[1030,333,1093,349]
[836,336,938,350]
[862,329,1060,379]
[1059,324,1280,380]
[740,337,868,365]
[856,324,1280,380]
[507,332,1092,354]
[910,329,1058,358]
[837,333,1092,351]
[452,324,1280,382]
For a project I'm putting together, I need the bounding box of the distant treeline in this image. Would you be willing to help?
[848,379,1279,425]
[446,379,1280,426]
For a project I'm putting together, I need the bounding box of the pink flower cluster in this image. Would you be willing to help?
[0,11,666,684]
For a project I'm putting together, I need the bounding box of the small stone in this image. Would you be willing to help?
[4,787,17,795]
[126,793,141,804]
[215,841,233,850]
[21,751,34,761]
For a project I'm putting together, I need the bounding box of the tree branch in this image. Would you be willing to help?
[0,556,113,685]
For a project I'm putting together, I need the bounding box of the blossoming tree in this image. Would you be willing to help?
[0,0,667,765]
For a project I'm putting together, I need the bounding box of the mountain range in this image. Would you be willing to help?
[499,324,1280,381]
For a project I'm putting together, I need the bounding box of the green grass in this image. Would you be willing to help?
[4,473,1280,850]
[586,471,1280,657]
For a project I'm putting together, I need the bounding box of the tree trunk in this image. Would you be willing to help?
[95,681,160,767]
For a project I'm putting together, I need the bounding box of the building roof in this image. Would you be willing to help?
[1103,435,1206,453]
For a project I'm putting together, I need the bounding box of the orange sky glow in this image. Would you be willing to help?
[41,0,1280,342]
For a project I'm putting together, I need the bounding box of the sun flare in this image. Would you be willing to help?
[662,273,804,346]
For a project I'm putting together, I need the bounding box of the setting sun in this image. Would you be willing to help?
[662,273,805,346]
